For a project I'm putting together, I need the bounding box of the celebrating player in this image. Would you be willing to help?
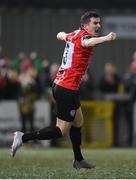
[11,10,116,169]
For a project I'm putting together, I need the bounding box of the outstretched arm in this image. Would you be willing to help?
[82,32,117,47]
[57,32,68,41]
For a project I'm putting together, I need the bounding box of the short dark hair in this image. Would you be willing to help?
[80,11,100,29]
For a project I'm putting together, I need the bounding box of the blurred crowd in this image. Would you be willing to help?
[1,49,136,102]
[0,51,59,101]
[0,50,60,132]
[1,48,136,147]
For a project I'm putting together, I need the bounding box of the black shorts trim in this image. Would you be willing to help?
[52,83,80,122]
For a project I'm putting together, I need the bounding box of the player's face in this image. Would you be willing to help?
[86,17,101,36]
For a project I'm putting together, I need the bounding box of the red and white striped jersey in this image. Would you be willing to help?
[54,29,94,90]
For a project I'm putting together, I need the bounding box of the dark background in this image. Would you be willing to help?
[0,0,135,8]
[0,1,136,80]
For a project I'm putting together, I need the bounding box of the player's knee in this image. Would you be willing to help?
[56,118,72,136]
[60,127,69,136]
[73,118,84,128]
[56,125,69,136]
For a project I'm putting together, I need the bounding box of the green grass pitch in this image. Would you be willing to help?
[0,147,136,179]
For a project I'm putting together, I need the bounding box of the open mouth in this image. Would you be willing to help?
[94,29,100,36]
[95,29,99,33]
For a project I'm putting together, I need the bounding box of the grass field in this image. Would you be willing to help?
[0,147,136,179]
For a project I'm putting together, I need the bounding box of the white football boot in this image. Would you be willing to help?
[11,131,24,157]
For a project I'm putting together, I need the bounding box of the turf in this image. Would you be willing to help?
[0,147,136,179]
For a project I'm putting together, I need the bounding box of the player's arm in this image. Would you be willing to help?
[57,32,68,41]
[82,32,116,47]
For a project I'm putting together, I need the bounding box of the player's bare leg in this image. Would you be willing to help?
[56,118,72,135]
[72,107,84,128]
[70,107,95,169]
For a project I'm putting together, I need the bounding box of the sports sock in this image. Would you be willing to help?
[69,126,84,161]
[22,126,62,143]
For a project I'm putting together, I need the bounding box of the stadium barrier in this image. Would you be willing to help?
[0,98,133,148]
[81,101,114,148]
[56,101,114,148]
[104,94,133,147]
[0,100,50,147]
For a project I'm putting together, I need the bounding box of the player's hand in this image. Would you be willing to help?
[106,32,117,41]
[57,32,66,40]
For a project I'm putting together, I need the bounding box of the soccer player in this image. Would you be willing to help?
[11,11,116,169]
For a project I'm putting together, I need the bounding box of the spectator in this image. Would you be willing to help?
[46,62,59,115]
[5,69,20,100]
[46,62,60,88]
[99,63,121,94]
[98,63,122,147]
[10,51,26,73]
[20,57,33,73]
[29,51,42,74]
[18,66,38,133]
[38,59,50,97]
[123,51,136,146]
[46,62,59,146]
[124,51,136,98]
[79,70,95,100]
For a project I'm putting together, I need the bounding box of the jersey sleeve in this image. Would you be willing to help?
[65,32,76,42]
[81,35,92,48]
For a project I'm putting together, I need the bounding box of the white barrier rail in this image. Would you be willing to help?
[0,100,51,147]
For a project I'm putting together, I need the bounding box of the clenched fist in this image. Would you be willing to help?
[106,32,117,41]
